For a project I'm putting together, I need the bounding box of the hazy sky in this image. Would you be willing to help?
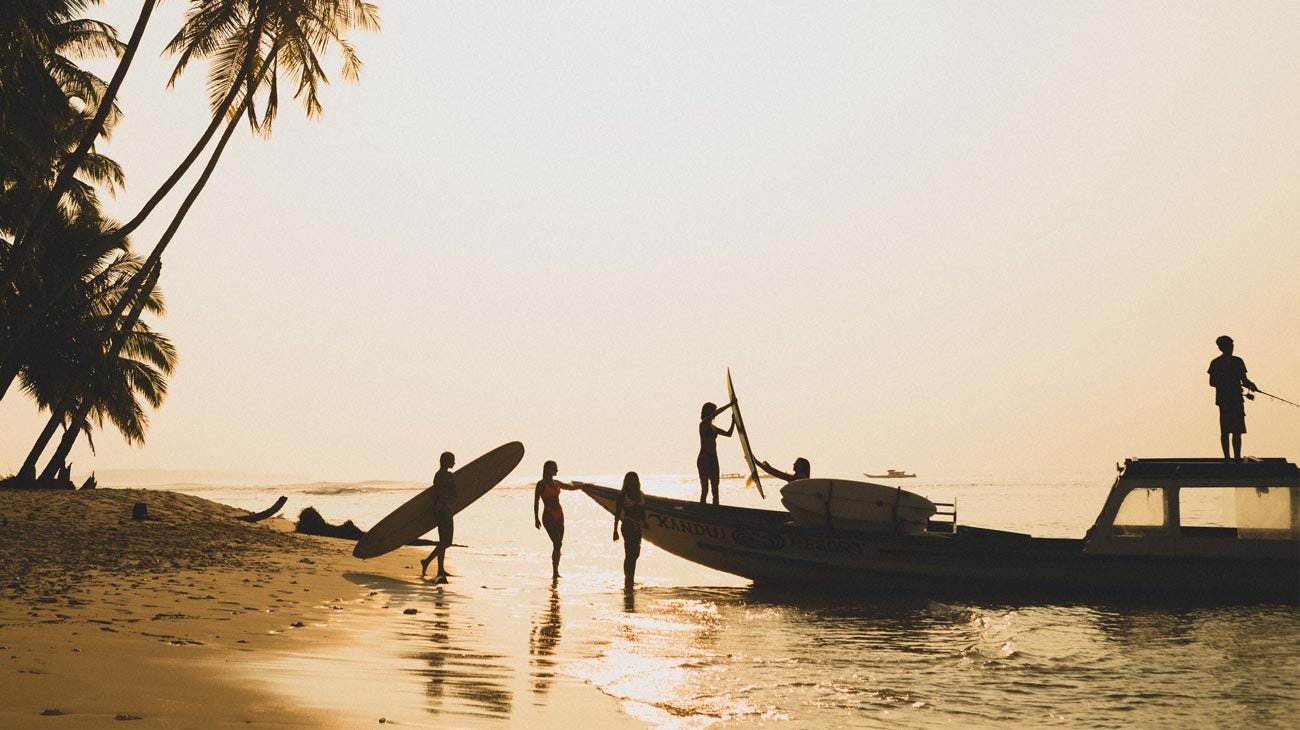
[3,2,1298,483]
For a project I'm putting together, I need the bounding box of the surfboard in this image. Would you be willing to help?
[780,478,936,534]
[352,441,525,559]
[726,368,765,498]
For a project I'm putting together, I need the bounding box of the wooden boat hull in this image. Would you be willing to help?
[579,484,1298,603]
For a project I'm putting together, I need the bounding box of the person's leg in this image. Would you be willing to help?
[420,548,437,577]
[698,471,708,503]
[622,524,641,586]
[545,519,564,577]
[1232,433,1242,461]
[436,515,454,578]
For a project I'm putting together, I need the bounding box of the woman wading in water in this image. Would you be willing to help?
[534,460,578,579]
[697,401,735,505]
[613,471,646,588]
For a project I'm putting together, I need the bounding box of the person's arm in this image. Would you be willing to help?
[613,493,624,541]
[533,484,542,529]
[558,480,580,490]
[715,413,736,437]
[757,460,793,482]
[1242,362,1257,391]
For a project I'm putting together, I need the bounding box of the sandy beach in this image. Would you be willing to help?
[0,488,634,728]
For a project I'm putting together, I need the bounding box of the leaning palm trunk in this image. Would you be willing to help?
[37,261,161,481]
[19,409,66,480]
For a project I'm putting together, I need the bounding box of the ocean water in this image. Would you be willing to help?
[132,470,1300,728]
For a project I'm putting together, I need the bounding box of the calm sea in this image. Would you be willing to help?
[131,469,1300,728]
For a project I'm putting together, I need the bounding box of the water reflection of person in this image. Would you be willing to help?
[528,588,562,700]
[613,471,647,589]
[758,457,811,483]
[533,460,579,579]
[697,401,735,505]
[1208,335,1257,461]
[420,451,455,582]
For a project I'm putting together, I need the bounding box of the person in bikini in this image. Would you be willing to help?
[697,401,735,505]
[534,460,579,579]
[613,471,647,589]
[420,451,456,583]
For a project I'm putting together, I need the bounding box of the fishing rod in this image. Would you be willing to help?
[1252,389,1300,408]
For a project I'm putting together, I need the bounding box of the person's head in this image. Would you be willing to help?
[700,402,717,421]
[622,471,641,495]
[439,451,455,469]
[792,457,811,479]
[1216,335,1234,354]
[543,460,558,479]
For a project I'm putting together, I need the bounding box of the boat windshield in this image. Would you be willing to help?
[1113,488,1165,530]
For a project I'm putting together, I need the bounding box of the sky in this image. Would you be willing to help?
[2,1,1298,484]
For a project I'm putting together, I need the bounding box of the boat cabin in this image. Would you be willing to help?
[1085,458,1299,558]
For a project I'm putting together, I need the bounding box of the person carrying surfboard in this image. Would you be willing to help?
[534,460,580,579]
[419,451,456,582]
[613,471,646,588]
[758,457,811,483]
[697,401,735,505]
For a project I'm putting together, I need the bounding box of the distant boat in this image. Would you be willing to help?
[720,472,744,480]
[864,469,916,479]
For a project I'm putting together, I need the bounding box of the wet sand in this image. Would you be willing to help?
[0,488,633,728]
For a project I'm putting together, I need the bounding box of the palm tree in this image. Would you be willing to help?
[14,238,172,480]
[33,0,380,473]
[17,0,158,262]
[0,0,126,397]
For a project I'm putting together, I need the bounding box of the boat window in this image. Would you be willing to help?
[1178,488,1234,530]
[1113,488,1165,529]
[1235,487,1298,540]
[1177,487,1299,540]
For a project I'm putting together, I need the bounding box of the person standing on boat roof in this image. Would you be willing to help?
[697,401,735,505]
[757,457,811,483]
[613,471,646,588]
[1208,335,1257,462]
[534,460,579,580]
[420,451,456,583]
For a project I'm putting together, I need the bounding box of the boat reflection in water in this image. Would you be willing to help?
[579,458,1299,602]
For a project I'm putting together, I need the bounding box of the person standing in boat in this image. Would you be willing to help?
[613,471,646,588]
[757,457,811,483]
[1208,335,1257,462]
[420,451,456,583]
[534,460,579,580]
[697,401,735,505]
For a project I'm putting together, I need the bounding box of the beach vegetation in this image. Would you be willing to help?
[2,0,379,486]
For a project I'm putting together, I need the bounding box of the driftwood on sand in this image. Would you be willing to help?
[238,495,288,523]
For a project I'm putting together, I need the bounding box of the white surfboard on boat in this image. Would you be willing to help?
[780,478,936,534]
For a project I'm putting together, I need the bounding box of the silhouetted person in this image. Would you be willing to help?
[420,451,456,582]
[613,471,646,588]
[697,401,735,505]
[758,457,810,483]
[1208,336,1257,461]
[534,460,578,579]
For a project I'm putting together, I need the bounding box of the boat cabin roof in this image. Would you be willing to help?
[1116,458,1298,489]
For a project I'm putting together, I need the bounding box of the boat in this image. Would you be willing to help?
[578,458,1299,602]
[863,469,915,478]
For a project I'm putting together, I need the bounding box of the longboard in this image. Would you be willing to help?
[352,441,525,559]
[780,478,936,534]
[726,368,765,498]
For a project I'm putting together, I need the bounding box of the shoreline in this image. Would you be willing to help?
[0,488,634,728]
